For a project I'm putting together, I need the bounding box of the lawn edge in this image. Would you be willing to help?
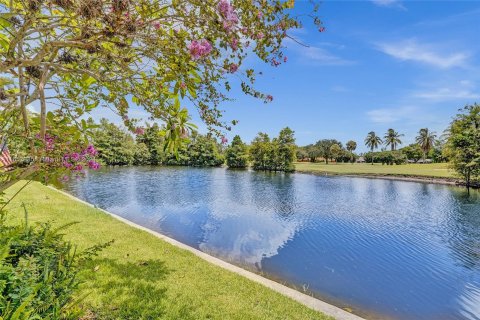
[47,185,365,320]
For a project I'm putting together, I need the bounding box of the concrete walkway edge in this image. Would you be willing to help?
[48,186,366,320]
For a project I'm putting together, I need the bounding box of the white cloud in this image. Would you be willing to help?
[285,37,353,66]
[414,88,480,101]
[300,46,354,66]
[377,39,469,69]
[366,106,418,124]
[371,0,406,9]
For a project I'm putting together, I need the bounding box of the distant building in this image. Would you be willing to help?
[417,159,433,164]
[356,156,366,163]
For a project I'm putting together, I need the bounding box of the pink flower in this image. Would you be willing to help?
[88,160,100,170]
[221,136,228,144]
[188,39,212,59]
[319,27,326,32]
[217,0,238,32]
[283,56,288,63]
[230,38,239,51]
[180,82,186,89]
[85,144,98,156]
[152,21,161,30]
[228,63,238,73]
[257,11,263,18]
[266,95,273,102]
[135,127,145,135]
[70,152,80,162]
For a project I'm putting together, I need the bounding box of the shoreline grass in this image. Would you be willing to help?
[4,182,331,320]
[294,162,456,180]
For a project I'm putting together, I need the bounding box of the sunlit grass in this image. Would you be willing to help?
[295,162,455,178]
[4,182,331,320]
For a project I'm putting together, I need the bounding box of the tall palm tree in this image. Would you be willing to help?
[364,131,382,164]
[416,128,437,162]
[384,128,404,151]
[346,140,357,163]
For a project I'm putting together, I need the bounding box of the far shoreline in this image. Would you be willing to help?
[294,169,463,187]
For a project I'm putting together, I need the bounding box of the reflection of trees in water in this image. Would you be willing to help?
[444,189,480,270]
[248,171,297,220]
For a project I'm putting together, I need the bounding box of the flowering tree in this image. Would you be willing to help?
[0,0,323,191]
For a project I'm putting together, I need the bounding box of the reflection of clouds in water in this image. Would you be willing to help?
[197,169,301,266]
[458,283,480,320]
[199,208,299,266]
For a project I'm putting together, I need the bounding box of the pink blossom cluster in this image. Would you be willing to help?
[63,144,100,174]
[135,127,145,135]
[228,63,238,73]
[188,39,212,59]
[221,136,228,144]
[35,133,56,151]
[266,95,273,102]
[217,0,238,32]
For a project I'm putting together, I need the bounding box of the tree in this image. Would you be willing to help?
[296,147,308,162]
[0,0,323,192]
[133,143,151,165]
[225,135,249,169]
[444,104,480,187]
[364,131,382,164]
[250,132,271,171]
[187,135,224,167]
[384,129,403,151]
[93,118,135,165]
[305,144,320,162]
[400,144,423,162]
[135,123,165,165]
[277,127,296,172]
[315,139,342,164]
[329,144,342,163]
[416,128,437,162]
[346,140,357,163]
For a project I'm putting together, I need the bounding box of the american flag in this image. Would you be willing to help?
[0,136,13,168]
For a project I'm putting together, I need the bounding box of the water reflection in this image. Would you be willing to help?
[65,166,480,320]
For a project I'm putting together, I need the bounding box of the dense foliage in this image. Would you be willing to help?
[225,135,249,168]
[0,213,81,319]
[93,118,136,165]
[364,151,407,165]
[444,104,480,187]
[250,127,296,172]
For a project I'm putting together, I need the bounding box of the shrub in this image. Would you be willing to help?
[0,209,108,319]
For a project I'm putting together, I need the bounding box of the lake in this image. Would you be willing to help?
[64,166,480,320]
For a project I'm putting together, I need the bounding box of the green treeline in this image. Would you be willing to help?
[90,119,296,172]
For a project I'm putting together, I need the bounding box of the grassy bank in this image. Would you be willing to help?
[295,162,455,179]
[4,182,331,320]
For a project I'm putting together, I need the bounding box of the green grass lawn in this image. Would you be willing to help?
[295,162,455,179]
[4,182,331,320]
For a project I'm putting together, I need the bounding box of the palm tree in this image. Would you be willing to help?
[384,128,404,151]
[346,140,357,163]
[416,128,437,162]
[364,131,382,164]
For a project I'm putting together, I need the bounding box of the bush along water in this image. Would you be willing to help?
[0,206,110,319]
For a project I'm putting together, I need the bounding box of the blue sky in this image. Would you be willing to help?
[197,0,480,152]
[49,0,479,152]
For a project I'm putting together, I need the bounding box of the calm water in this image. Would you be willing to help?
[64,166,480,320]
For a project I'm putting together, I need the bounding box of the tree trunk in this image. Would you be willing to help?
[38,70,49,140]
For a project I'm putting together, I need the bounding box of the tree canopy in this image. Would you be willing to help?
[0,0,322,190]
[444,104,480,187]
